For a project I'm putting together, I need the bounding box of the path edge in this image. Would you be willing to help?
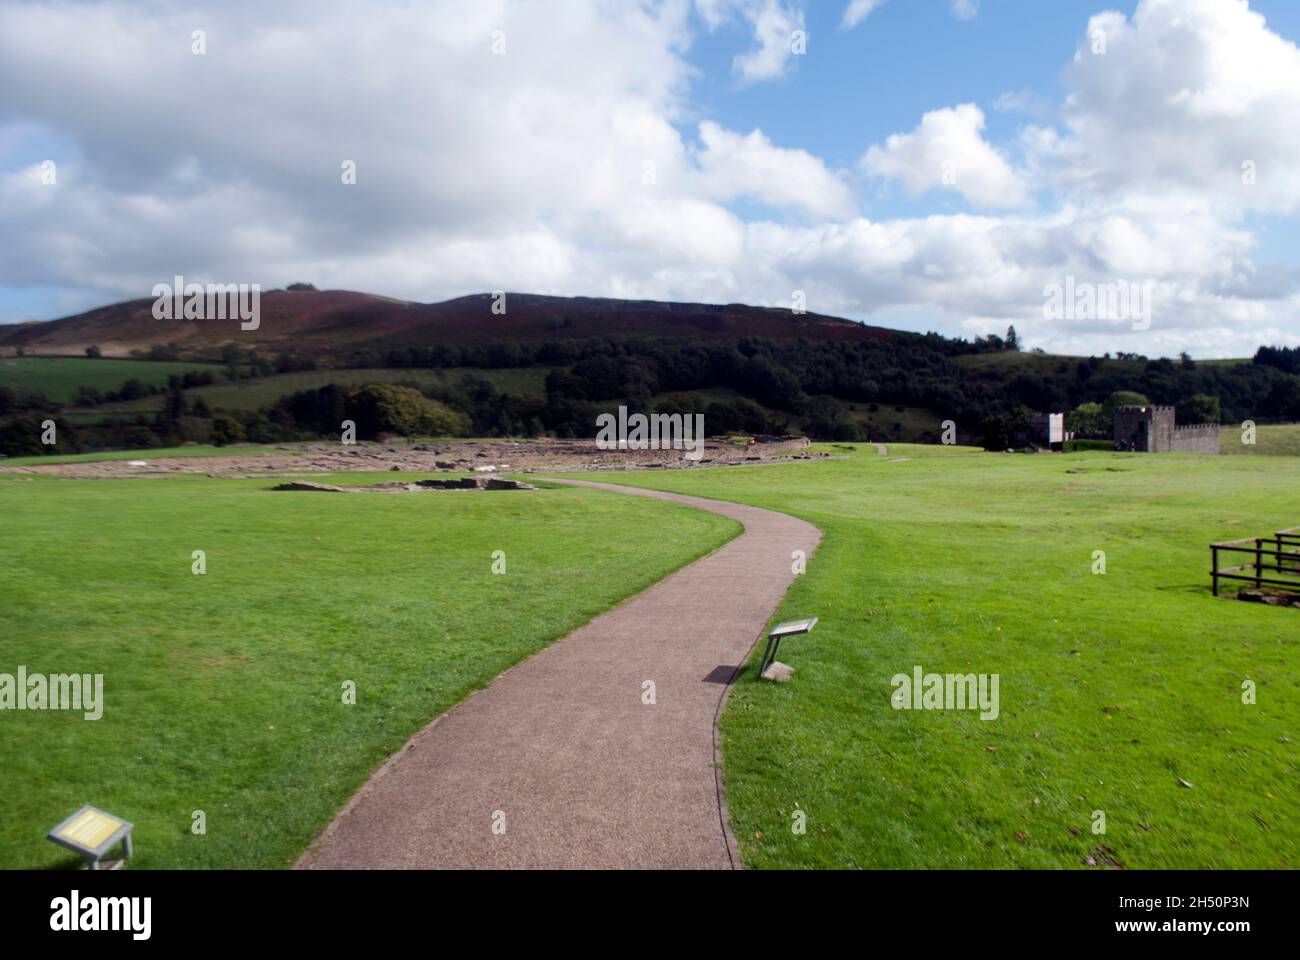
[293,484,748,869]
[550,477,824,872]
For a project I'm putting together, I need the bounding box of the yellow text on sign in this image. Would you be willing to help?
[56,810,124,849]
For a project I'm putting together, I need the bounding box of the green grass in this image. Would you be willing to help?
[0,357,221,405]
[950,352,1255,374]
[0,471,739,868]
[571,444,1300,868]
[0,444,301,467]
[1220,422,1300,456]
[953,352,1133,375]
[842,403,941,440]
[72,365,553,417]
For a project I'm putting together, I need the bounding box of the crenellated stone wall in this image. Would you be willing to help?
[1113,405,1219,453]
[1170,423,1221,454]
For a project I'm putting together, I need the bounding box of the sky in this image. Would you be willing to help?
[1,0,1299,357]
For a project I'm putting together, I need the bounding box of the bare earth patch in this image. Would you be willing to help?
[1,436,822,479]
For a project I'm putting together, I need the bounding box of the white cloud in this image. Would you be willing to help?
[694,0,805,84]
[692,122,854,219]
[991,89,1053,120]
[861,104,1031,208]
[950,0,979,21]
[841,0,886,30]
[1037,0,1300,215]
[0,0,1297,358]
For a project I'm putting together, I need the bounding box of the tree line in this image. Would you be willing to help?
[3,331,1299,456]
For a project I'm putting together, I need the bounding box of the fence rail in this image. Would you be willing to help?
[1210,526,1300,596]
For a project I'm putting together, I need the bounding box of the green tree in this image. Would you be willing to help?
[84,345,102,358]
[0,415,78,456]
[1177,393,1221,425]
[1102,390,1150,424]
[978,407,1033,451]
[1066,402,1107,437]
[349,384,471,439]
[74,385,105,406]
[122,425,162,450]
[209,415,245,446]
[163,376,186,423]
[118,378,148,401]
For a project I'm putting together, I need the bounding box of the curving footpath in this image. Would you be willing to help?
[296,479,821,870]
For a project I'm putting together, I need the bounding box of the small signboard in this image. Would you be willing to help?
[759,617,819,676]
[770,617,818,638]
[48,805,134,869]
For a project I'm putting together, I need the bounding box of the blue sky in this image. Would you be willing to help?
[1,0,1298,357]
[689,1,1300,154]
[685,0,1300,248]
[692,0,1300,356]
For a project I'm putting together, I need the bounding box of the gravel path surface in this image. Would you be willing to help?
[296,479,820,869]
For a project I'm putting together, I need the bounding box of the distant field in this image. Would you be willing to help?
[73,365,553,416]
[0,470,738,868]
[843,402,940,440]
[0,357,220,404]
[815,441,981,458]
[0,444,306,467]
[955,352,1130,375]
[581,446,1300,869]
[954,352,1250,374]
[1220,422,1300,456]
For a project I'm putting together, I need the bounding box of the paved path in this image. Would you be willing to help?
[297,479,820,870]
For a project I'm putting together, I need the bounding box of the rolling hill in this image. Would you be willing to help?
[0,289,897,359]
[3,287,1297,456]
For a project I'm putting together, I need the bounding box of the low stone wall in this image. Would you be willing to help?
[1170,423,1220,454]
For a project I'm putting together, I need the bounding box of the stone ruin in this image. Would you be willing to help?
[1112,405,1220,454]
[271,477,535,493]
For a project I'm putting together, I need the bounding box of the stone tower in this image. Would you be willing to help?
[1112,405,1219,453]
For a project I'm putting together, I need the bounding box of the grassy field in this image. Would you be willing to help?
[842,402,941,440]
[0,471,738,868]
[954,352,1135,376]
[1220,421,1300,456]
[0,444,303,467]
[953,352,1250,375]
[0,357,221,404]
[576,444,1300,868]
[69,366,553,417]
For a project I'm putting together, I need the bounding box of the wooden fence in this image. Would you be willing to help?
[1210,526,1300,596]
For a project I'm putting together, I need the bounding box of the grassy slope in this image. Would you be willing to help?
[44,357,942,442]
[74,366,553,417]
[0,357,220,404]
[0,471,738,868]
[576,444,1300,868]
[954,353,1250,374]
[1220,422,1300,457]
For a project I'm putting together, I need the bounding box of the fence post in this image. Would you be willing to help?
[1211,544,1219,596]
[1255,538,1263,588]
